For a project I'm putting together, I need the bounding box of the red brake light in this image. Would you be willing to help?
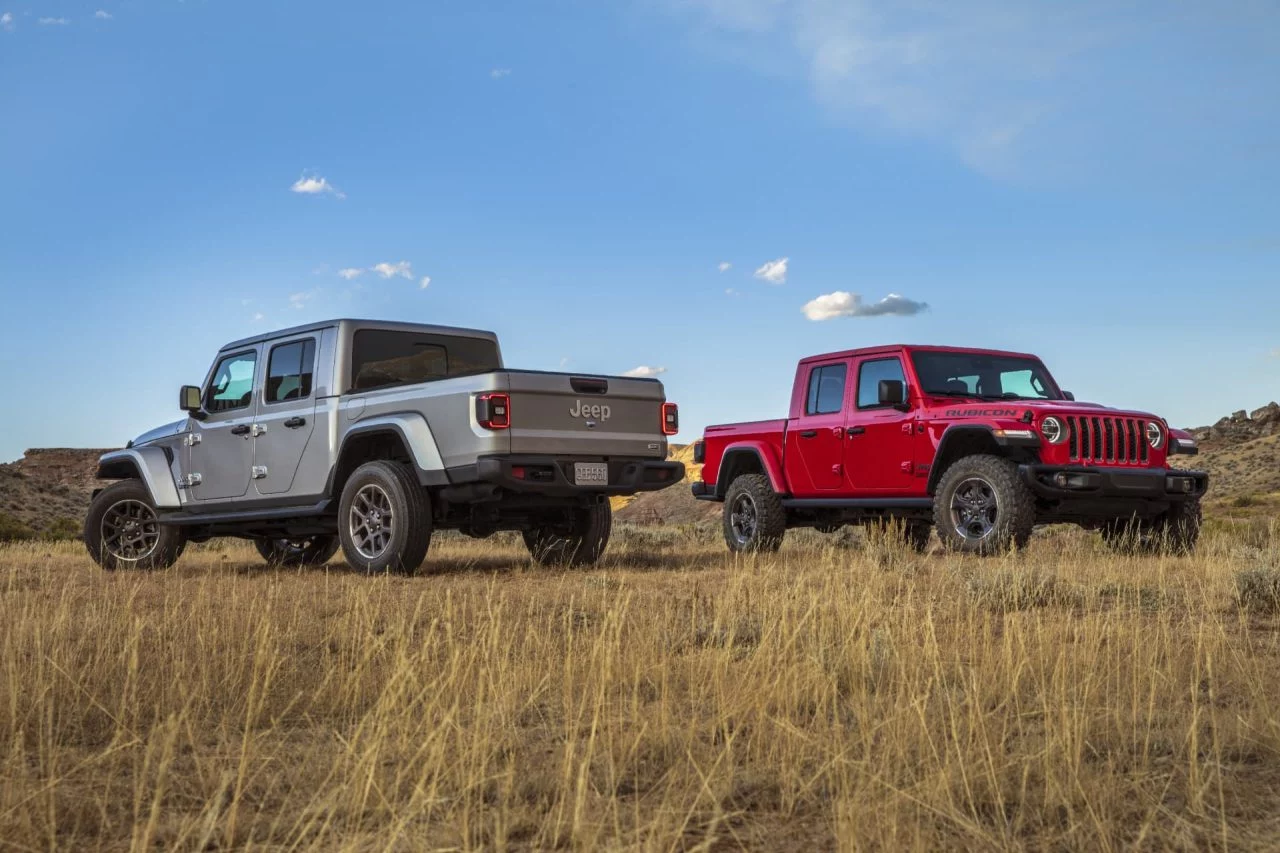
[662,402,679,436]
[476,393,511,430]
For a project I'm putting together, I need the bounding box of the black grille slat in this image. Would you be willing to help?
[1066,414,1148,466]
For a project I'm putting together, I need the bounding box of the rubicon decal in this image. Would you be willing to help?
[570,399,611,421]
[944,408,1021,418]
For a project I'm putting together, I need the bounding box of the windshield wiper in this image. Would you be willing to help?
[923,389,1005,401]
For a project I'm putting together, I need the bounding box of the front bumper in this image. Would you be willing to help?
[474,455,685,497]
[1019,465,1208,501]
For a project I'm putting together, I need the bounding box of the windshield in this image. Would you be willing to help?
[910,351,1062,401]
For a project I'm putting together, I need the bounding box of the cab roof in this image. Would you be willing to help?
[798,343,1043,366]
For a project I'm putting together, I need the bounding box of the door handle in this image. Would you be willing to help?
[799,430,818,439]
[230,424,251,436]
[847,426,866,436]
[284,417,307,428]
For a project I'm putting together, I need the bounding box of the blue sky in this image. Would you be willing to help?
[1,0,1278,461]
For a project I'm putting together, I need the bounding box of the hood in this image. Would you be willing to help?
[128,419,187,448]
[922,395,1163,422]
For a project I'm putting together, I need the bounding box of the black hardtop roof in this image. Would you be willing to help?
[219,318,499,352]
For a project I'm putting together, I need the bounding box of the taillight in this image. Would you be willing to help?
[693,439,705,464]
[662,402,679,436]
[476,393,510,430]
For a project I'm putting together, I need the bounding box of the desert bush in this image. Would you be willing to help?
[1235,567,1280,615]
[0,512,35,542]
[40,516,81,541]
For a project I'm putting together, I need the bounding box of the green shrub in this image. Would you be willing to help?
[0,512,36,542]
[1235,568,1280,615]
[41,517,81,541]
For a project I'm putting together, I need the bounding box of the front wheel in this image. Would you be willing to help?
[337,461,432,575]
[933,455,1035,555]
[523,500,612,567]
[722,474,786,553]
[255,535,340,567]
[84,480,186,571]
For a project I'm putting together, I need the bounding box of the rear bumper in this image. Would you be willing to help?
[1019,465,1208,501]
[471,455,685,497]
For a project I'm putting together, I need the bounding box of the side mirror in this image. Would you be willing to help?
[878,379,907,407]
[1062,391,1076,401]
[180,385,205,419]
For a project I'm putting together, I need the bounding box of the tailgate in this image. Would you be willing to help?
[503,371,669,458]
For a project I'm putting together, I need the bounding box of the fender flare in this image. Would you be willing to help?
[925,424,1037,493]
[714,442,787,497]
[335,413,447,487]
[94,447,183,508]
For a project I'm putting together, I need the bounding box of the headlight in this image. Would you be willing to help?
[1040,416,1067,444]
[1146,421,1164,449]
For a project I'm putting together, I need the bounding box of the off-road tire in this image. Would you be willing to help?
[84,479,186,571]
[1103,497,1201,556]
[523,500,612,567]
[933,455,1035,555]
[722,473,786,553]
[255,535,340,567]
[337,461,432,575]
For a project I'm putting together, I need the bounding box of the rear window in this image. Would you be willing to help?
[350,330,501,391]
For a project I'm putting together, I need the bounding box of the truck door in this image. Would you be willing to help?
[187,348,259,502]
[844,355,917,494]
[784,360,849,496]
[252,336,319,496]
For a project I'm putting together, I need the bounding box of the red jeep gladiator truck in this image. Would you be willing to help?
[691,345,1207,555]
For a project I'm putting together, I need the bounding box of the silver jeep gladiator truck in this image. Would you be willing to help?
[84,319,684,573]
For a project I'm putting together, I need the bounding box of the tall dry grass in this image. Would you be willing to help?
[1,522,1279,850]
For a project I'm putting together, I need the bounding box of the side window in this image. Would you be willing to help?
[805,364,847,415]
[205,351,257,414]
[857,358,907,409]
[265,339,317,404]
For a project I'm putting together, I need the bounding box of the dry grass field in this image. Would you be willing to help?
[2,522,1280,851]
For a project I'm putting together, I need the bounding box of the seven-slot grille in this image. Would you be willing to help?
[1066,415,1149,465]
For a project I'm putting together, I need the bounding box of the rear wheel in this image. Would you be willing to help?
[722,474,786,553]
[337,461,432,575]
[523,500,612,567]
[255,535,340,567]
[1103,497,1201,555]
[84,480,186,571]
[933,455,1034,555]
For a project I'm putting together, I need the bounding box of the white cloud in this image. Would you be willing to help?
[337,267,363,281]
[559,357,571,368]
[1270,348,1280,359]
[802,291,929,321]
[718,261,732,272]
[94,9,111,19]
[288,291,316,310]
[670,1,1276,181]
[725,288,739,297]
[289,173,344,199]
[252,312,265,322]
[419,276,431,289]
[38,16,70,25]
[624,365,668,378]
[753,257,788,284]
[1,12,14,30]
[490,67,512,79]
[372,260,413,280]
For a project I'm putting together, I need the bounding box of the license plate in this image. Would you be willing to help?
[574,462,609,486]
